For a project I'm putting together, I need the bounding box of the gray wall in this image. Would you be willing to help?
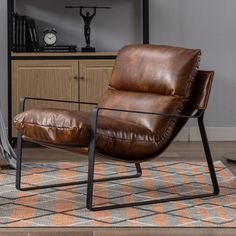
[0,0,236,128]
[150,0,236,127]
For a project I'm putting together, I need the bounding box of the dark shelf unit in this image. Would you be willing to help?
[7,0,150,142]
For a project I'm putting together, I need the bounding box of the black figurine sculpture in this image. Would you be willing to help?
[80,7,96,51]
[65,6,112,52]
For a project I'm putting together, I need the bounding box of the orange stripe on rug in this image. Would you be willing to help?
[51,167,76,226]
[9,173,42,226]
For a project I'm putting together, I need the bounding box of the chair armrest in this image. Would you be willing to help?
[94,107,204,119]
[18,97,98,113]
[89,107,205,145]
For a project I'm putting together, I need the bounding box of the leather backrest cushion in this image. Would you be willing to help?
[110,44,201,98]
[190,70,214,110]
[165,71,215,145]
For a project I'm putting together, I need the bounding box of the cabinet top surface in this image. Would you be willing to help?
[11,52,117,57]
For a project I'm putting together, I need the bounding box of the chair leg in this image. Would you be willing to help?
[86,135,96,210]
[87,113,220,211]
[16,133,23,190]
[15,134,142,191]
[198,114,220,195]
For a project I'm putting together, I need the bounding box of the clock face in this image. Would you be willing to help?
[44,32,57,46]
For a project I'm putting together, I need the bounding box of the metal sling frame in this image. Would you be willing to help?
[15,97,142,191]
[87,107,220,210]
[15,97,219,211]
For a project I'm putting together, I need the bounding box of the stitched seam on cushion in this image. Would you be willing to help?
[17,121,159,143]
[97,133,159,143]
[184,52,201,98]
[15,118,143,130]
[156,103,185,146]
[15,121,86,130]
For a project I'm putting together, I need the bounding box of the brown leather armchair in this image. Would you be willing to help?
[14,44,219,211]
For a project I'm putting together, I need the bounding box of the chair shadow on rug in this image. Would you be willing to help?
[14,44,220,211]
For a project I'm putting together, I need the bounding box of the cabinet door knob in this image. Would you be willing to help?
[73,75,79,80]
[80,76,85,81]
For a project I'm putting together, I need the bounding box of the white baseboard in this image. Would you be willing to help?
[4,127,236,142]
[190,127,236,141]
[174,127,236,142]
[174,128,189,141]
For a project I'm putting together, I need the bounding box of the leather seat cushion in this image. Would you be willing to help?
[14,108,159,159]
[14,109,92,146]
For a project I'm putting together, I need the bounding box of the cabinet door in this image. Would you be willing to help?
[12,60,79,136]
[79,60,115,112]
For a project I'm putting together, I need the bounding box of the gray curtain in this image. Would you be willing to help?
[0,111,16,169]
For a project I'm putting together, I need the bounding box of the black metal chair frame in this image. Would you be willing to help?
[16,98,142,191]
[16,97,220,211]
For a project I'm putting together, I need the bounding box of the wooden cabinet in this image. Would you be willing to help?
[11,57,115,136]
[79,60,114,112]
[12,60,79,112]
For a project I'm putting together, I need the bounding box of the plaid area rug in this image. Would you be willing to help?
[0,161,236,227]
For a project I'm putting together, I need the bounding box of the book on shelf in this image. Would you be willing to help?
[16,13,20,51]
[22,16,27,52]
[12,12,16,52]
[12,13,78,53]
[26,18,40,52]
[12,13,40,52]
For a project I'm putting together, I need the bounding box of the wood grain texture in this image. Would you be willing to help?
[94,228,236,236]
[12,60,79,136]
[0,228,235,236]
[79,60,115,112]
